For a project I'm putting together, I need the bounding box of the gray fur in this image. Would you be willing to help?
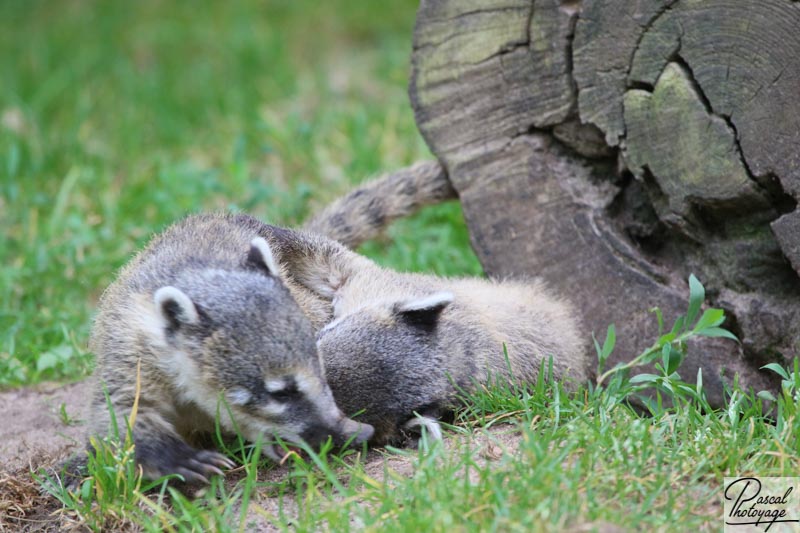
[79,158,581,483]
[273,233,590,445]
[86,214,373,484]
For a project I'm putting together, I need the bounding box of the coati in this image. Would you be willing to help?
[265,228,589,445]
[85,216,373,484]
[266,162,588,444]
[79,159,583,484]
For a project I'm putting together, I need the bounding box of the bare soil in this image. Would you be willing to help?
[0,382,90,532]
[0,382,90,469]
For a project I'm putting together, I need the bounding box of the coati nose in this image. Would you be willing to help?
[300,418,374,447]
[340,417,374,444]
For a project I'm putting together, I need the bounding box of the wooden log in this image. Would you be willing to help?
[623,62,766,218]
[572,0,677,147]
[627,0,800,197]
[410,0,800,402]
[411,0,576,186]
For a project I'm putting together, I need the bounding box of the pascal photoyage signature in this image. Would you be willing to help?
[725,477,799,530]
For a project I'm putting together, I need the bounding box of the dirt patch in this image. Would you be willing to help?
[0,382,91,532]
[0,382,90,469]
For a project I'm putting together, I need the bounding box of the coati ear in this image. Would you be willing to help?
[393,291,453,329]
[247,237,280,278]
[154,286,199,330]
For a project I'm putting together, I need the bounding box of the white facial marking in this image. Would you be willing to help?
[265,379,286,393]
[259,401,288,416]
[226,387,252,406]
[237,418,303,445]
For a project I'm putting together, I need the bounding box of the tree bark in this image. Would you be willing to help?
[410,0,800,404]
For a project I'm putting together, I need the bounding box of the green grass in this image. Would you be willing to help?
[39,341,800,531]
[5,2,800,532]
[0,0,480,388]
[31,276,800,531]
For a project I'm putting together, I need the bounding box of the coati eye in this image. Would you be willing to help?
[270,383,299,402]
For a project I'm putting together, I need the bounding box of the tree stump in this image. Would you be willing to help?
[409,0,800,404]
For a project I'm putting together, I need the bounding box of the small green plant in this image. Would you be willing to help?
[36,369,252,531]
[760,358,800,422]
[58,402,82,426]
[38,366,164,528]
[592,274,738,412]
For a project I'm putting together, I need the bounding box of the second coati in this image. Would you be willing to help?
[265,226,589,445]
[273,162,589,444]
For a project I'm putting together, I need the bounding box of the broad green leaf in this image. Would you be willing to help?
[629,373,659,384]
[693,308,725,332]
[695,327,739,342]
[81,478,92,502]
[757,390,777,402]
[662,344,685,376]
[601,324,616,360]
[761,363,790,381]
[661,343,671,373]
[686,274,704,327]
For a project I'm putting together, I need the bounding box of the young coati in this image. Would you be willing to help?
[85,216,373,484]
[266,229,589,445]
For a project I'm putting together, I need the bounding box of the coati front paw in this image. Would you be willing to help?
[136,434,235,484]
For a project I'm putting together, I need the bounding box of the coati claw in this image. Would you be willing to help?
[137,436,235,485]
[193,450,237,471]
[172,449,234,483]
[174,468,209,485]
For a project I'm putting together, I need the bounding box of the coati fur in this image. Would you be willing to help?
[267,230,590,445]
[85,215,373,484]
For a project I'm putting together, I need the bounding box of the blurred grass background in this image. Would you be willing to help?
[0,0,482,388]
